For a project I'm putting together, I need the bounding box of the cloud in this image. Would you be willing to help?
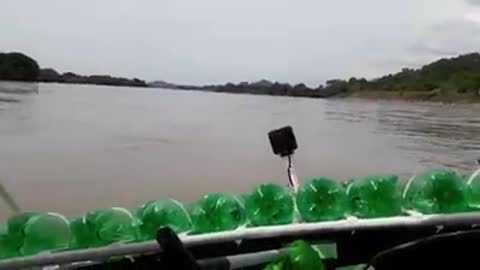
[0,0,473,84]
[410,19,480,57]
[409,43,460,57]
[373,17,480,74]
[466,0,480,5]
[465,12,480,23]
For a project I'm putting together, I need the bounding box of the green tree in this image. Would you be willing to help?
[357,52,480,93]
[0,52,40,81]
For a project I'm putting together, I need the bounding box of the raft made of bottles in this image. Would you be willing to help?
[1,168,480,269]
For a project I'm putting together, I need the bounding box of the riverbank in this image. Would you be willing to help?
[149,53,480,102]
[149,79,343,98]
[147,83,480,103]
[347,89,480,103]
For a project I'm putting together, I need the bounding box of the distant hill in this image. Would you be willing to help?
[148,79,344,98]
[148,53,480,100]
[148,80,179,89]
[38,69,146,87]
[345,53,480,95]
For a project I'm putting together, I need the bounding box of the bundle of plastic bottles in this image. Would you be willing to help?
[264,240,326,270]
[1,168,479,261]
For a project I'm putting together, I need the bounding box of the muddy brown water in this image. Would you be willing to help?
[0,82,479,220]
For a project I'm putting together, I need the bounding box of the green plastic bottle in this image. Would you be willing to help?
[3,212,37,256]
[346,175,401,218]
[403,169,468,214]
[1,212,71,256]
[136,199,191,240]
[342,178,355,189]
[466,170,480,209]
[296,177,348,222]
[7,212,40,247]
[70,207,139,248]
[0,223,18,259]
[20,212,72,255]
[245,183,294,226]
[70,216,94,249]
[264,240,325,270]
[190,193,245,234]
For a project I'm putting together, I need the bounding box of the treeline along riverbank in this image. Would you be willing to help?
[0,52,146,87]
[2,51,480,101]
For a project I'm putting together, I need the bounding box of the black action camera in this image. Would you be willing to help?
[268,126,297,157]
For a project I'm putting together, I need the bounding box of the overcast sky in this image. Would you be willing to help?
[1,0,480,86]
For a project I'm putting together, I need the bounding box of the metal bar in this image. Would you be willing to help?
[198,248,287,269]
[228,248,286,269]
[182,212,480,247]
[0,182,20,213]
[2,213,480,269]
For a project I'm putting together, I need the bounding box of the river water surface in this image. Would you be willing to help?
[0,82,479,219]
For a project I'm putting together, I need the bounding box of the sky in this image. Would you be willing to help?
[1,0,480,86]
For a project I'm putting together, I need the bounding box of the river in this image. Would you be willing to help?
[0,82,479,219]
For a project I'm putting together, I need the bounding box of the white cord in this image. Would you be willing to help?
[286,155,299,192]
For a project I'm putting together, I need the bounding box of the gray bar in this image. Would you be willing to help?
[198,248,287,269]
[228,248,286,269]
[0,182,20,213]
[1,213,480,269]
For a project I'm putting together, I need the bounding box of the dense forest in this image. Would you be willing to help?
[342,53,480,95]
[0,53,40,81]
